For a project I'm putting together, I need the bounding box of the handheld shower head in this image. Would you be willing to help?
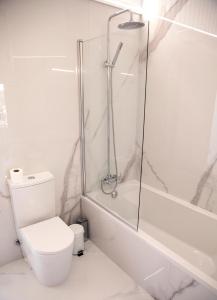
[111,42,123,66]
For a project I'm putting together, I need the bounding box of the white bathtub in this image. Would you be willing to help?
[88,181,140,227]
[86,180,217,298]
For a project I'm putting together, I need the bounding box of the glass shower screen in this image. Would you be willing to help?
[80,21,148,228]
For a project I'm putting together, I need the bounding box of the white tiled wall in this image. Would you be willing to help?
[2,0,217,267]
[83,20,146,192]
[0,0,122,267]
[141,0,217,216]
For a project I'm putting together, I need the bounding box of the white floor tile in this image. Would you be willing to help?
[0,241,153,300]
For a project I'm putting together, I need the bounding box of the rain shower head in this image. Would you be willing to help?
[118,21,145,30]
[118,12,145,30]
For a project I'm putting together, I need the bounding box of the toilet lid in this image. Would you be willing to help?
[20,217,74,255]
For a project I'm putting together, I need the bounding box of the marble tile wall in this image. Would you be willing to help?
[0,0,126,266]
[83,12,147,193]
[140,0,217,216]
[82,0,217,223]
[2,0,217,267]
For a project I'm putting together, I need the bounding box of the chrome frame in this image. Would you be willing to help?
[77,39,86,196]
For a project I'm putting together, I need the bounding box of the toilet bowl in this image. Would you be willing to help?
[20,217,74,286]
[8,172,74,286]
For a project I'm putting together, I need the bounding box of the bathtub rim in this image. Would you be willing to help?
[87,179,217,223]
[139,181,217,223]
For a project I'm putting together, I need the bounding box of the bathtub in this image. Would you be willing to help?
[84,180,217,299]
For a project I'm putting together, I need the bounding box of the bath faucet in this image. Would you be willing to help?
[102,174,121,185]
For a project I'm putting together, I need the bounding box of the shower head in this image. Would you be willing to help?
[106,9,144,62]
[118,21,145,30]
[111,42,123,66]
[118,12,145,30]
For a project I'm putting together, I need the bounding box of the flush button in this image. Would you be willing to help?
[28,176,35,180]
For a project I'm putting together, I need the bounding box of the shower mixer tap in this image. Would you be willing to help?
[102,174,121,185]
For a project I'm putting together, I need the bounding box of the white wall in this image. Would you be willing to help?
[141,0,217,215]
[0,0,125,267]
[2,0,217,267]
[93,0,143,11]
[83,16,147,193]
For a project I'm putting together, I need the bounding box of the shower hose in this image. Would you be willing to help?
[101,71,119,195]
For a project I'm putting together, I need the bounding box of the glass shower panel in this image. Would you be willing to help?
[83,24,147,228]
[139,14,217,242]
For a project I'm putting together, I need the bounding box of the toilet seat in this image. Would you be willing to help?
[20,216,74,255]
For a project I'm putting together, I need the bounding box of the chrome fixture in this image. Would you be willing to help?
[77,39,86,195]
[111,190,118,198]
[111,42,123,66]
[101,9,145,196]
[118,11,145,30]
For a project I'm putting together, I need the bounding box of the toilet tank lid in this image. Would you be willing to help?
[8,171,54,189]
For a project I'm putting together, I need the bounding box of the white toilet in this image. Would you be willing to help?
[8,171,74,286]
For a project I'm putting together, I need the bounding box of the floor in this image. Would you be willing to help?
[0,241,153,300]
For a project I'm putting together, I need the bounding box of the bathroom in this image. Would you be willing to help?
[0,0,217,299]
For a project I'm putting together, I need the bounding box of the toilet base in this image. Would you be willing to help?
[21,242,73,286]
